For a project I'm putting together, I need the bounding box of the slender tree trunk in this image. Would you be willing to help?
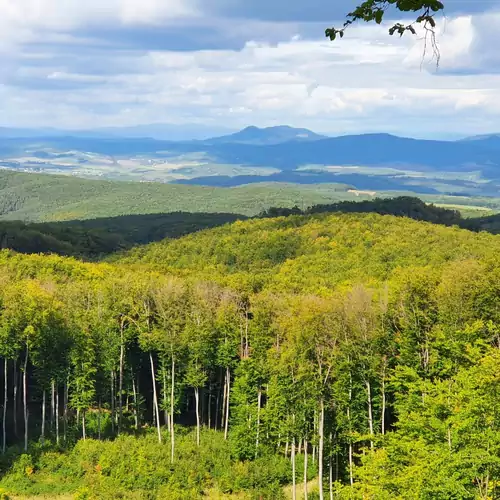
[2,359,7,454]
[162,367,169,431]
[55,387,60,445]
[366,379,374,450]
[329,433,333,500]
[208,386,212,430]
[23,346,28,452]
[119,337,124,433]
[98,398,102,440]
[170,357,175,463]
[194,387,201,447]
[224,366,230,440]
[215,370,221,431]
[41,390,46,445]
[318,398,325,500]
[381,371,386,435]
[221,369,227,432]
[63,379,68,443]
[51,380,55,433]
[110,370,115,435]
[149,353,162,443]
[82,410,86,440]
[13,359,18,439]
[132,375,138,430]
[329,456,333,500]
[348,373,354,486]
[291,437,296,500]
[303,439,308,500]
[255,388,262,458]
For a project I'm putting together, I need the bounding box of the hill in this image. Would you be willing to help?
[117,210,500,293]
[0,170,357,221]
[204,125,327,145]
[1,213,500,499]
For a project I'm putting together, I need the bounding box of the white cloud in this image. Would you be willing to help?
[2,3,500,137]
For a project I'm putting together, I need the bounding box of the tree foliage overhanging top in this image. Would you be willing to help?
[326,0,445,40]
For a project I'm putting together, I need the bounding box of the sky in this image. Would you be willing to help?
[1,0,500,138]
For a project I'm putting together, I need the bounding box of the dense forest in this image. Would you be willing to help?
[0,211,499,498]
[5,196,500,260]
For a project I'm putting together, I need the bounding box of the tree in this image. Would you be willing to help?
[327,0,445,64]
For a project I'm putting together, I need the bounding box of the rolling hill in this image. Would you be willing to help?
[0,170,359,221]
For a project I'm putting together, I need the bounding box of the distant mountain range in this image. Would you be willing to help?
[2,125,500,196]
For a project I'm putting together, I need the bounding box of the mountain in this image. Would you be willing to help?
[204,125,327,145]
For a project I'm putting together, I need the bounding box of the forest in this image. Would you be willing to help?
[0,210,498,499]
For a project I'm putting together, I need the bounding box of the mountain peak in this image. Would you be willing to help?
[206,125,327,145]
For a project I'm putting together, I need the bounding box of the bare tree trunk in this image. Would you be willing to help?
[170,358,175,463]
[149,353,162,443]
[303,439,308,500]
[55,387,60,445]
[194,387,201,447]
[162,368,169,431]
[255,388,262,458]
[224,366,230,440]
[51,380,55,434]
[221,369,227,433]
[98,398,102,440]
[41,390,46,445]
[110,371,115,435]
[2,359,7,454]
[132,375,138,430]
[23,346,28,452]
[63,379,68,444]
[329,433,334,500]
[119,338,124,433]
[291,437,296,500]
[318,398,325,500]
[13,359,18,439]
[348,376,354,486]
[366,379,374,450]
[82,410,86,440]
[215,370,221,431]
[381,372,386,435]
[208,386,212,430]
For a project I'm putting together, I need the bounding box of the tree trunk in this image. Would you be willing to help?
[56,386,60,445]
[132,375,138,430]
[162,368,169,431]
[63,379,68,443]
[119,338,124,433]
[255,388,262,458]
[366,379,374,450]
[194,387,201,447]
[224,366,230,440]
[291,437,296,500]
[2,359,7,454]
[208,386,212,430]
[23,346,28,452]
[318,398,325,500]
[13,359,18,439]
[98,398,102,440]
[82,410,86,440]
[303,439,308,500]
[381,373,386,435]
[51,380,55,433]
[348,372,354,486]
[149,353,162,443]
[41,390,46,445]
[170,357,175,463]
[110,370,115,435]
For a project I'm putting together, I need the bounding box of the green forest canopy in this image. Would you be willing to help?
[0,211,499,498]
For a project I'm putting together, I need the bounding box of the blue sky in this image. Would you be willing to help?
[1,0,500,138]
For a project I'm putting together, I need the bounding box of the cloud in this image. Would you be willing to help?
[1,0,500,137]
